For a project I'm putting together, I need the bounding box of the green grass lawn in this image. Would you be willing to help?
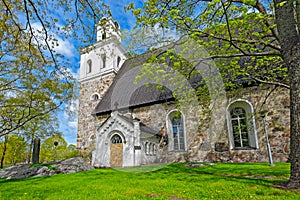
[0,162,299,199]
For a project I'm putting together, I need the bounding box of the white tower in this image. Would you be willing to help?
[79,17,126,82]
[77,17,127,149]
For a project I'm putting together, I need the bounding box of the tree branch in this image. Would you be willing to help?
[250,76,290,89]
[230,0,279,40]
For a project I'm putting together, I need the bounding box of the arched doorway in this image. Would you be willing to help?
[110,134,123,167]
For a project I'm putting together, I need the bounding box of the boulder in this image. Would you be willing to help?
[0,157,94,180]
[54,157,94,174]
[0,164,56,179]
[34,166,56,177]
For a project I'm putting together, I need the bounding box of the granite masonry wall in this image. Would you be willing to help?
[77,74,115,149]
[87,85,290,163]
[124,86,289,163]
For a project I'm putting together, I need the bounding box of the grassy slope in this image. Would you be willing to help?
[0,162,299,199]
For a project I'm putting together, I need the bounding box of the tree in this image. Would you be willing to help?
[127,0,300,188]
[22,113,60,163]
[0,134,27,167]
[0,0,109,137]
[0,135,9,168]
[40,135,76,163]
[66,144,78,158]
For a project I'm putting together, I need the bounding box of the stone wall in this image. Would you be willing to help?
[132,86,290,163]
[208,86,290,162]
[131,103,206,163]
[207,86,290,162]
[77,74,115,149]
[91,85,290,163]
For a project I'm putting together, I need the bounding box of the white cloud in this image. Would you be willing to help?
[73,66,80,80]
[31,23,76,58]
[59,97,78,144]
[124,23,180,54]
[54,37,76,57]
[59,107,78,145]
[63,98,78,120]
[68,120,78,129]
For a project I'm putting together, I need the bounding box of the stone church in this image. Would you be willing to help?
[77,18,290,167]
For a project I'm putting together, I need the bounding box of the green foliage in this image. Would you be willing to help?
[0,133,75,167]
[123,1,289,123]
[127,0,288,91]
[21,114,60,163]
[0,135,27,166]
[0,0,109,137]
[39,135,77,163]
[0,162,298,199]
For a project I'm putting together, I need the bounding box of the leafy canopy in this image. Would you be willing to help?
[0,0,109,137]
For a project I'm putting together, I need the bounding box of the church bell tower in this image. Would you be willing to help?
[77,17,127,150]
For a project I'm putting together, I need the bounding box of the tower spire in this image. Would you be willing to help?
[97,17,121,42]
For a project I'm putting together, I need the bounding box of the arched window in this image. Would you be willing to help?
[102,31,106,40]
[149,143,153,155]
[88,134,95,146]
[231,107,249,147]
[117,56,121,67]
[90,93,100,101]
[145,142,149,155]
[152,144,156,155]
[111,134,122,144]
[93,94,99,100]
[89,134,95,141]
[114,21,120,30]
[172,115,185,150]
[227,100,258,150]
[102,54,106,68]
[87,59,92,73]
[167,110,186,151]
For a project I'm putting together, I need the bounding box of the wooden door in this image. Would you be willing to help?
[110,134,123,167]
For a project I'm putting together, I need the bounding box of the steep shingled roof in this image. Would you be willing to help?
[92,46,203,116]
[92,48,175,115]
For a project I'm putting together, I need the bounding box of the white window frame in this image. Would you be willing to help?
[145,142,149,155]
[226,99,258,150]
[90,92,100,101]
[101,54,106,68]
[117,56,121,68]
[87,59,92,74]
[166,110,187,152]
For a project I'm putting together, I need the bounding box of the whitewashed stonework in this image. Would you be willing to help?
[92,111,160,167]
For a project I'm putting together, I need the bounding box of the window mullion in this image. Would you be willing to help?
[238,116,244,147]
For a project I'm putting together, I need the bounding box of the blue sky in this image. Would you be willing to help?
[59,1,142,144]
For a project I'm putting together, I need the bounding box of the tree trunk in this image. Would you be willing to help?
[274,1,300,188]
[32,138,40,164]
[27,135,34,164]
[287,44,300,188]
[0,135,8,168]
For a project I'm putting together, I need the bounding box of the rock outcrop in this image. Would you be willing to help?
[0,157,94,180]
[55,157,94,174]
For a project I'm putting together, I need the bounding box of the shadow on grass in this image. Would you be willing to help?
[0,175,51,183]
[160,162,289,177]
[145,162,291,188]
